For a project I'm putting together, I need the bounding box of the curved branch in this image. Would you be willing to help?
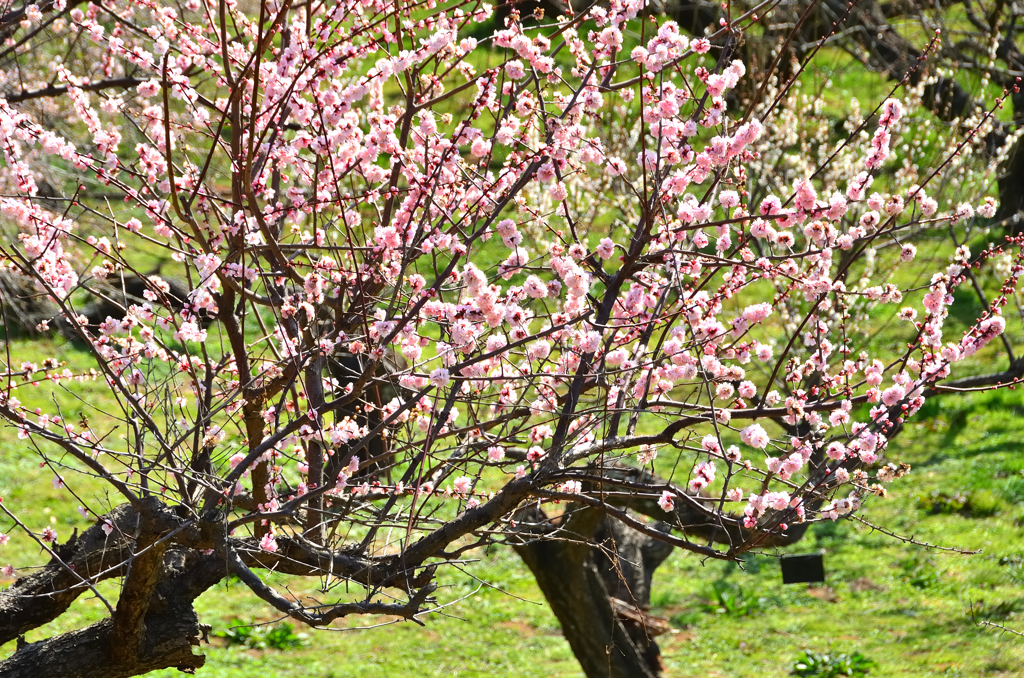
[3,77,144,104]
[229,549,435,626]
[928,356,1024,392]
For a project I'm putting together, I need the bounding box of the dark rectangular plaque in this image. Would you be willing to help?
[781,553,825,584]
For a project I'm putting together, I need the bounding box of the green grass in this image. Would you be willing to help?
[1,377,1023,676]
[645,389,1024,677]
[0,177,1018,678]
[0,8,1020,674]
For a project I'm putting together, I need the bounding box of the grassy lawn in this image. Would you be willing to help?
[1,344,1022,677]
[0,6,1020,674]
[651,391,1024,678]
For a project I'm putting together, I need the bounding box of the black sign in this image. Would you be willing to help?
[781,553,825,584]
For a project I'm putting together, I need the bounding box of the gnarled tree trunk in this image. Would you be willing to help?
[514,506,675,678]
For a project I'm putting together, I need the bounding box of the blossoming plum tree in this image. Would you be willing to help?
[0,0,1020,676]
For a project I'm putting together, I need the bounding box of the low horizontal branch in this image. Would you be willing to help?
[3,77,143,104]
[230,549,435,626]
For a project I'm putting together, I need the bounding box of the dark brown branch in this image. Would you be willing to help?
[928,356,1024,393]
[596,463,813,549]
[0,509,134,645]
[0,499,223,646]
[230,549,435,626]
[233,535,434,592]
[3,77,144,104]
[110,499,171,664]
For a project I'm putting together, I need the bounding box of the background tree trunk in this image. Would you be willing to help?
[514,507,675,678]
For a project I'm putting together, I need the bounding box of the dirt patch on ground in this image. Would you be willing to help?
[849,577,887,593]
[807,586,839,602]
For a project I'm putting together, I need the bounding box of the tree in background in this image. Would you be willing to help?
[0,0,1019,676]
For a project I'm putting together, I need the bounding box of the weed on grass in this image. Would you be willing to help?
[791,650,876,677]
[214,620,309,651]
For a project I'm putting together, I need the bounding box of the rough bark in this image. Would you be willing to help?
[592,518,675,675]
[0,506,139,644]
[0,549,223,678]
[109,499,172,665]
[0,618,202,678]
[516,460,822,678]
[0,485,443,676]
[514,507,661,678]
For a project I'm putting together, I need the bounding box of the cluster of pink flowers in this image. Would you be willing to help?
[866,99,904,169]
[0,0,1017,608]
